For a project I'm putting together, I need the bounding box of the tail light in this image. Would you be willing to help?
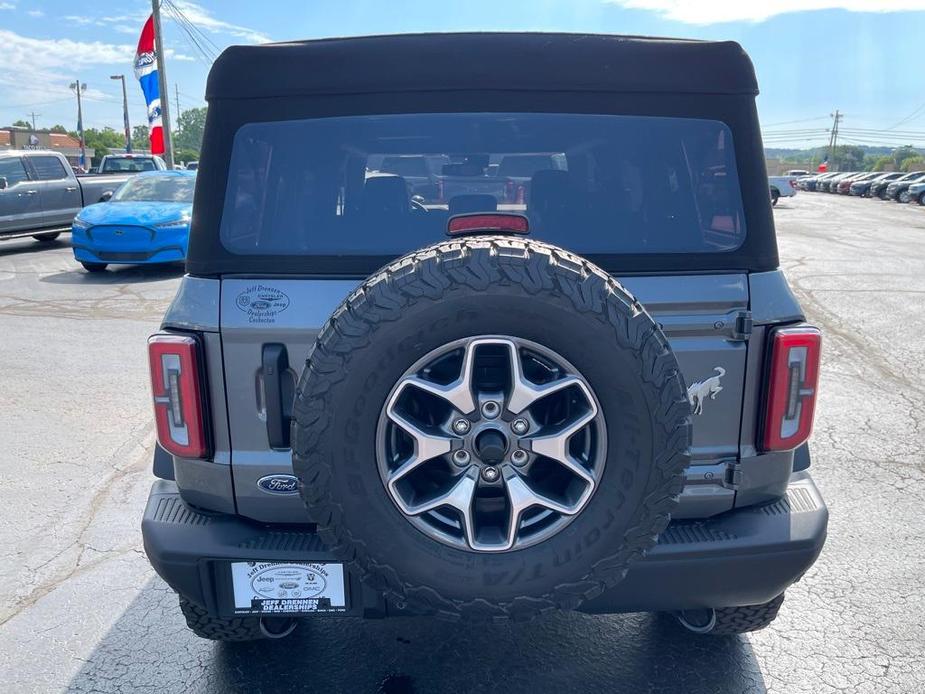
[761,326,821,451]
[148,334,210,459]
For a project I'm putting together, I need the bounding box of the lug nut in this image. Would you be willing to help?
[452,450,471,466]
[481,401,501,419]
[481,466,500,482]
[452,418,471,435]
[511,449,528,466]
[511,418,529,435]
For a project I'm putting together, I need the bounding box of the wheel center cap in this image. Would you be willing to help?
[474,428,508,464]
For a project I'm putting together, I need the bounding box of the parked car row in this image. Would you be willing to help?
[1,149,196,273]
[795,170,925,204]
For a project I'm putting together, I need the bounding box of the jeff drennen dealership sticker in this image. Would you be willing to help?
[234,284,290,324]
[231,561,347,614]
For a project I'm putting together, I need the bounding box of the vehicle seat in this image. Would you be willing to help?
[361,175,409,217]
[448,194,498,215]
[528,170,576,234]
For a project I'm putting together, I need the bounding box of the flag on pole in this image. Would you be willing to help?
[134,15,164,155]
[817,155,828,173]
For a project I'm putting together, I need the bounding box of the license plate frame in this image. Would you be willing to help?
[228,561,349,616]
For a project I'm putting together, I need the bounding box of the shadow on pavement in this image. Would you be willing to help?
[0,236,69,258]
[41,261,185,285]
[67,578,767,694]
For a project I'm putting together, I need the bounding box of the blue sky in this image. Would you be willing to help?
[2,0,925,148]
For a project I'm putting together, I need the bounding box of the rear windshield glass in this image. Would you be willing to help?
[102,157,158,172]
[220,113,745,257]
[113,175,195,203]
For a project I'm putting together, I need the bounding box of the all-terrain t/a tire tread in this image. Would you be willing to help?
[178,596,265,641]
[291,236,692,621]
[710,593,786,635]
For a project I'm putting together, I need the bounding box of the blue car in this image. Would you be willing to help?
[71,170,196,272]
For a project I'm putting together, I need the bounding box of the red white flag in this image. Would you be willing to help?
[134,16,164,155]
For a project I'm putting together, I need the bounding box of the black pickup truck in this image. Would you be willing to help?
[0,150,130,243]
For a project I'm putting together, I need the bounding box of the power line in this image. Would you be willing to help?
[761,116,831,127]
[162,0,219,65]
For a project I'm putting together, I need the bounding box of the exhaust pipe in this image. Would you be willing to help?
[259,616,298,639]
[676,608,717,634]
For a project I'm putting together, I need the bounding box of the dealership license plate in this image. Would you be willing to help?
[230,561,347,615]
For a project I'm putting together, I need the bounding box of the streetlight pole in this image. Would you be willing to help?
[69,80,87,171]
[111,74,132,153]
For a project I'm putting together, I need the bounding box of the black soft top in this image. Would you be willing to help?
[188,32,777,276]
[206,33,758,101]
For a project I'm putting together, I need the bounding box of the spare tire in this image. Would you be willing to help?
[291,236,691,620]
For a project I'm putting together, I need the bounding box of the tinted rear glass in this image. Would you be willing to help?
[220,113,745,257]
[102,157,158,172]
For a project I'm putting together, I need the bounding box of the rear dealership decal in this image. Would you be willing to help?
[234,284,290,324]
[687,367,725,415]
[231,561,347,614]
[257,474,299,495]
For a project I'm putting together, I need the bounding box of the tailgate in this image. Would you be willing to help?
[219,274,750,522]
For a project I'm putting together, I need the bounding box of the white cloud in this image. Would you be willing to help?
[171,1,270,43]
[27,9,44,17]
[0,29,137,116]
[608,0,925,24]
[0,2,16,10]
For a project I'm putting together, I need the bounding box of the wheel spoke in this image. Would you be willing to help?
[385,411,454,487]
[393,340,479,414]
[502,339,585,415]
[474,467,582,551]
[526,407,598,484]
[402,467,478,545]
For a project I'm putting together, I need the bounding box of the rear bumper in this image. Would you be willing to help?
[142,471,827,617]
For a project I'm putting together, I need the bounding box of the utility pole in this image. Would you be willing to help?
[69,80,87,171]
[110,74,132,153]
[827,109,843,170]
[28,111,40,130]
[175,83,181,122]
[151,0,174,168]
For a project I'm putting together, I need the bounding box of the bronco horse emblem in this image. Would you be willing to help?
[687,367,725,415]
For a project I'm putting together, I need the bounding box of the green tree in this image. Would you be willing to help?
[68,127,127,159]
[11,119,31,128]
[175,147,199,166]
[833,145,865,171]
[900,156,925,172]
[871,156,893,171]
[892,146,920,169]
[173,107,206,154]
[132,124,150,151]
[48,124,68,134]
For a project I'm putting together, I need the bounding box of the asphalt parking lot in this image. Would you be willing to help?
[1,193,924,693]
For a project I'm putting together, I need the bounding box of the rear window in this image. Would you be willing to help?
[220,113,745,257]
[102,157,158,173]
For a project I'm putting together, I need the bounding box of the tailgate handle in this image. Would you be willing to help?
[262,344,294,449]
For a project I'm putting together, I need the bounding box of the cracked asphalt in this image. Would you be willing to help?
[1,193,924,693]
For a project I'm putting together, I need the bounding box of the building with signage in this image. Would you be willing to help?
[0,129,95,168]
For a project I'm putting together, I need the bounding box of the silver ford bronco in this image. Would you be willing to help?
[142,33,828,641]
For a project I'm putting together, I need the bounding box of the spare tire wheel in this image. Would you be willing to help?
[291,237,691,620]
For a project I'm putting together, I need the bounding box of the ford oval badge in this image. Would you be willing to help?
[257,474,299,495]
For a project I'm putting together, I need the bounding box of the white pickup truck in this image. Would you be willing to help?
[768,175,799,206]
